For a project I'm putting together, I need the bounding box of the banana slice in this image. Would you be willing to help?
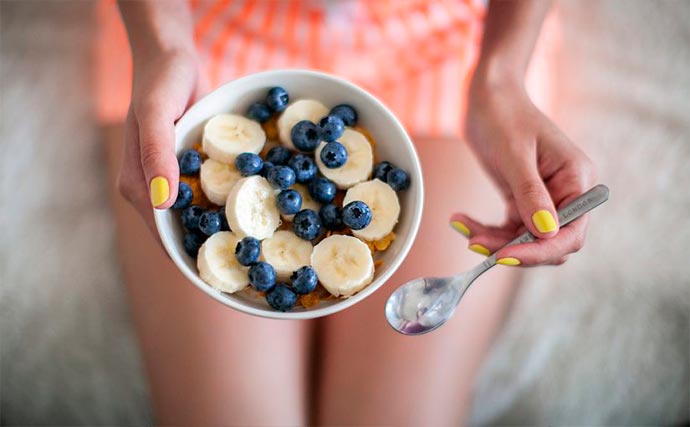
[281,183,321,222]
[311,235,374,297]
[343,179,400,241]
[197,231,249,293]
[203,114,266,164]
[315,128,373,189]
[199,158,243,205]
[261,230,314,280]
[225,176,281,240]
[277,99,329,149]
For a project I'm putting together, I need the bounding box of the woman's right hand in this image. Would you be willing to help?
[117,49,199,236]
[451,72,596,267]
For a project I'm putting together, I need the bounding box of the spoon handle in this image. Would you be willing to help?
[556,184,610,227]
[468,185,610,278]
[505,184,610,247]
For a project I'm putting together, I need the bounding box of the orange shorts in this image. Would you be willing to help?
[95,0,485,138]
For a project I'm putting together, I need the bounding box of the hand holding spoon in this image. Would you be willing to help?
[385,184,610,335]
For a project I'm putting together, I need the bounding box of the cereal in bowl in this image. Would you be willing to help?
[171,87,411,312]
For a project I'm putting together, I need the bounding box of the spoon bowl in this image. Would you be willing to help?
[385,276,464,335]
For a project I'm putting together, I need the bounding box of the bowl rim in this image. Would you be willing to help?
[154,69,424,320]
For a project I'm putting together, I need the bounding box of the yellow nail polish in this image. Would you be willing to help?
[450,221,470,237]
[497,257,521,266]
[469,244,490,256]
[150,176,170,207]
[531,210,557,233]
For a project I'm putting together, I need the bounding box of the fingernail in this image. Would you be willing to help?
[497,257,521,266]
[531,210,557,233]
[450,221,470,237]
[150,176,170,207]
[469,243,490,256]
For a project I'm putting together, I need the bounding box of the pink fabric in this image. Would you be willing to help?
[95,0,485,138]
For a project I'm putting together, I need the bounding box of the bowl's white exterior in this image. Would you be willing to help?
[154,70,423,319]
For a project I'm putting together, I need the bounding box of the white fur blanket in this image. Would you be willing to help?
[469,0,690,424]
[0,3,152,425]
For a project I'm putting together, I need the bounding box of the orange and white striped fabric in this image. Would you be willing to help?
[95,0,485,138]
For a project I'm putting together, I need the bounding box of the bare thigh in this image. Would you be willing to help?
[104,126,313,426]
[316,139,519,426]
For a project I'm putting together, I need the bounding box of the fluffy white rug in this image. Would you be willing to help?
[469,1,690,424]
[0,3,152,425]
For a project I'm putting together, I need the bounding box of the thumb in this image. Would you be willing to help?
[504,154,559,238]
[138,110,180,210]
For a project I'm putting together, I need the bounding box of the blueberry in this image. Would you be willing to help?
[291,120,321,152]
[260,161,274,178]
[319,204,344,230]
[330,104,358,127]
[179,149,202,175]
[172,182,193,209]
[288,153,317,183]
[235,152,264,176]
[317,115,345,142]
[183,232,206,258]
[199,211,222,236]
[292,209,322,241]
[266,87,289,112]
[267,165,296,190]
[276,189,302,215]
[181,205,205,231]
[319,141,348,168]
[386,168,410,191]
[308,177,336,204]
[265,146,291,165]
[342,201,372,230]
[290,266,318,295]
[248,261,276,291]
[217,208,230,231]
[246,102,272,123]
[373,161,394,182]
[266,283,297,311]
[235,236,261,266]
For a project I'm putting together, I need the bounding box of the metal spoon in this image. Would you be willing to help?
[385,184,610,335]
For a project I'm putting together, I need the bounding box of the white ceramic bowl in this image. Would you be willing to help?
[155,69,423,319]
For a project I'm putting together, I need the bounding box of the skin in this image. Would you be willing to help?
[455,0,597,265]
[114,0,595,424]
[116,1,198,239]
